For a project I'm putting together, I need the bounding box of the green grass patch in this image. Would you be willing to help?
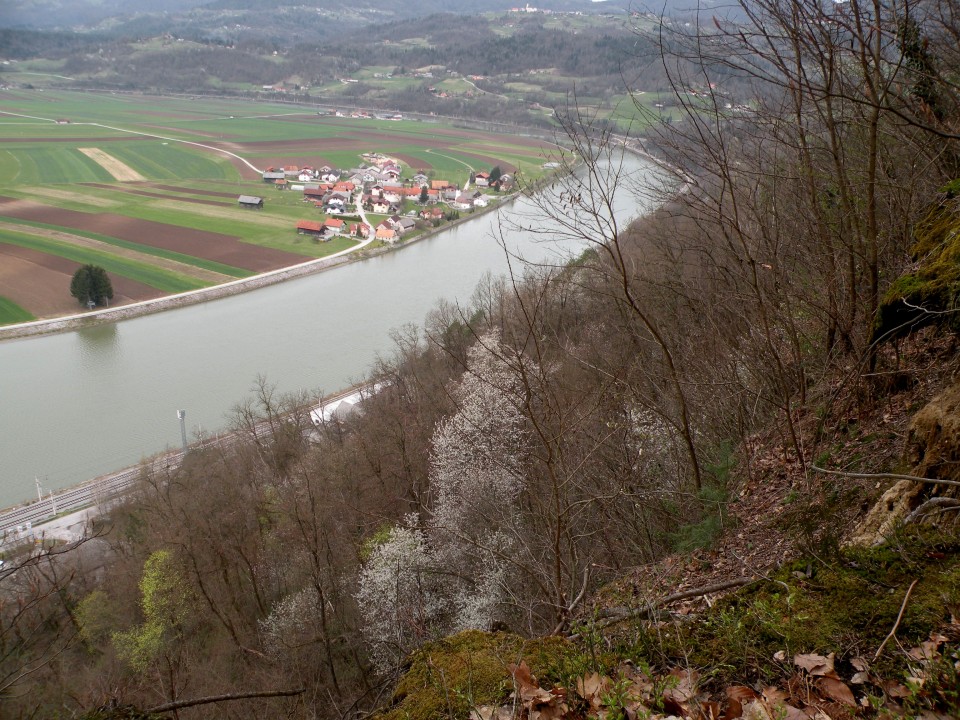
[0,229,209,293]
[104,142,237,182]
[0,296,35,324]
[0,146,114,184]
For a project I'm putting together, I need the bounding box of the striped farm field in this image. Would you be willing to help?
[0,215,252,277]
[0,228,210,293]
[0,297,35,324]
[0,89,561,324]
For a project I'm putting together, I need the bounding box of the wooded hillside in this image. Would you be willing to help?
[3,0,960,717]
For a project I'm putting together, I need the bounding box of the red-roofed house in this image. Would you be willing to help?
[324,218,345,235]
[420,206,444,221]
[376,226,397,242]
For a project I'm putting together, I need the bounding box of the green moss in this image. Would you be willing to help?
[875,196,960,342]
[374,630,581,720]
[939,178,960,198]
[621,526,960,688]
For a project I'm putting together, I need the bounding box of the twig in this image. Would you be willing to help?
[572,576,755,638]
[551,565,591,635]
[873,579,919,662]
[810,465,960,488]
[145,687,305,714]
[905,497,960,524]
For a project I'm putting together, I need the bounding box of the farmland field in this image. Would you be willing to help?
[0,89,559,325]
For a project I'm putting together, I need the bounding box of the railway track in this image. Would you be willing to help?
[0,383,371,538]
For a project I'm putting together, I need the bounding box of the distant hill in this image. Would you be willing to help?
[0,0,640,34]
[0,0,211,30]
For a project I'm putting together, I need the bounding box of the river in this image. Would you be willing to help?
[0,152,662,507]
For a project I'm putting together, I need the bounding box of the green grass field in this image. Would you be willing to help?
[0,296,35,324]
[0,146,114,184]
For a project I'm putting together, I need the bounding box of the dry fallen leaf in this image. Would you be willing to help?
[510,661,538,690]
[470,706,495,720]
[881,679,911,698]
[575,672,611,710]
[850,657,869,673]
[849,671,870,685]
[663,667,699,703]
[761,686,790,705]
[723,685,758,720]
[907,640,941,662]
[793,652,837,678]
[741,700,772,720]
[817,677,856,707]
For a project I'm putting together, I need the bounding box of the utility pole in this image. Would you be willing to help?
[177,409,188,455]
[35,477,42,504]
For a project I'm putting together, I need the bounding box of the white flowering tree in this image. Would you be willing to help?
[428,331,527,632]
[357,332,528,669]
[355,523,443,672]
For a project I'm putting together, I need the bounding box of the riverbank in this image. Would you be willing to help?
[0,193,520,342]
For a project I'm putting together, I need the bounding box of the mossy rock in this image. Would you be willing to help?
[372,630,580,720]
[908,379,960,483]
[874,194,960,343]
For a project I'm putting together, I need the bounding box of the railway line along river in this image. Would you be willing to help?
[0,151,662,509]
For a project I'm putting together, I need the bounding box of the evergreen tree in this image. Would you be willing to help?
[70,264,114,307]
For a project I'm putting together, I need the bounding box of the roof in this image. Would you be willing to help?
[238,195,263,204]
[297,220,324,232]
[324,218,345,228]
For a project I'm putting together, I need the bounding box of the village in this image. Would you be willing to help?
[246,151,515,245]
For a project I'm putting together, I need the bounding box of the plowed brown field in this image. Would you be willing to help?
[0,196,305,272]
[0,244,163,316]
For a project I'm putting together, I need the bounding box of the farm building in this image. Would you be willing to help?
[238,195,264,209]
[296,220,327,238]
[262,171,286,183]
